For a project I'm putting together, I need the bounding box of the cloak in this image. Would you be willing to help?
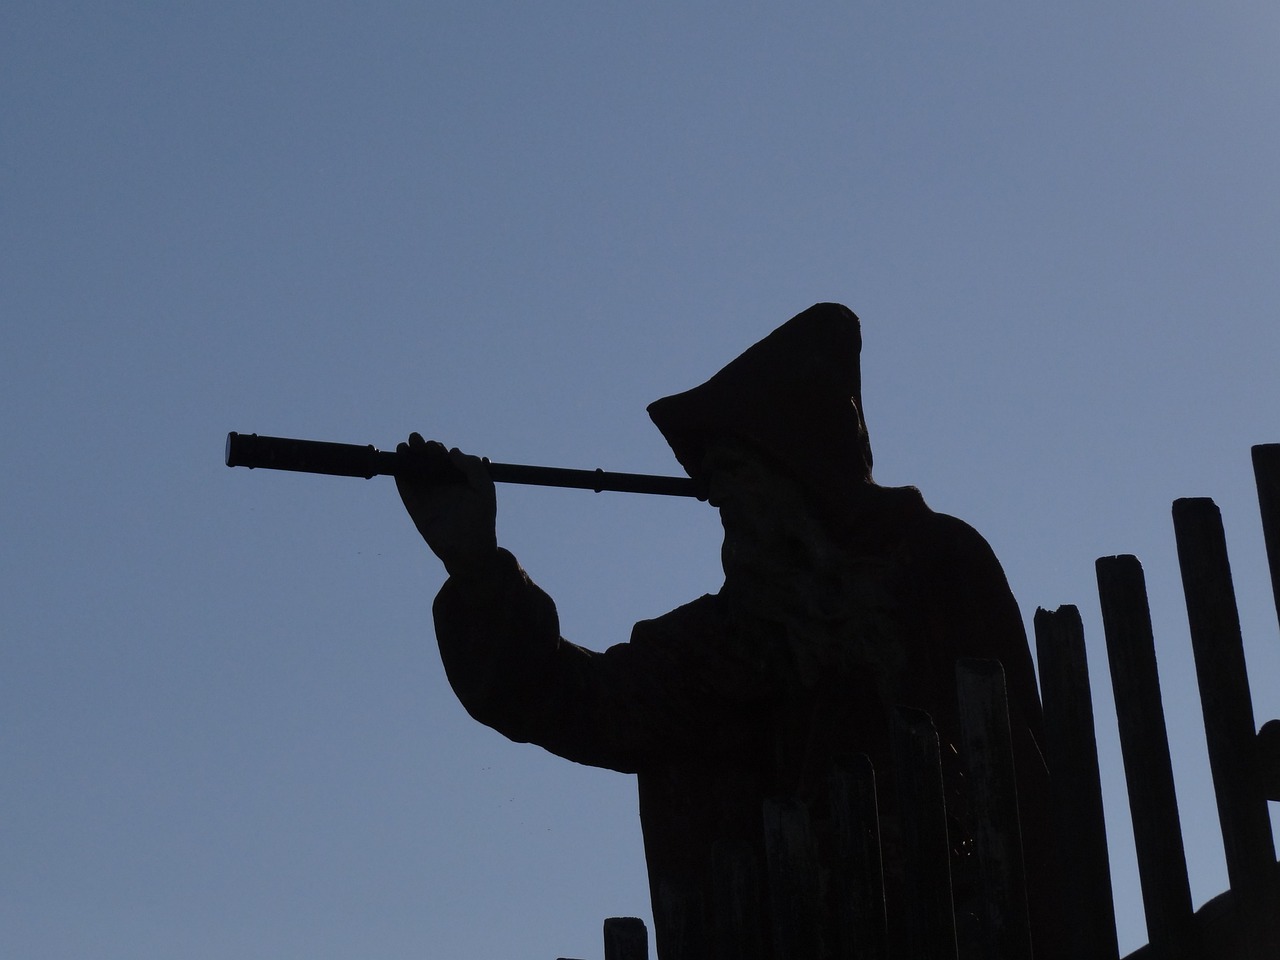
[432,491,1055,958]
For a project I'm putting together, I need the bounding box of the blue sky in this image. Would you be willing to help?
[4,3,1279,957]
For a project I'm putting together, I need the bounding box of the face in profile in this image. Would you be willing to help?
[702,440,829,602]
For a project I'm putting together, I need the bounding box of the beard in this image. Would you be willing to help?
[720,505,851,622]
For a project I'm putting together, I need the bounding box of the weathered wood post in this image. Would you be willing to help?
[1033,605,1120,960]
[1096,555,1199,960]
[603,916,648,960]
[1252,444,1280,631]
[1172,497,1274,891]
[955,658,1033,960]
[892,706,958,960]
[1251,445,1280,803]
[827,755,888,959]
[761,797,823,957]
[708,840,765,960]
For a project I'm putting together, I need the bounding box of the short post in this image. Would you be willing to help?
[603,916,648,960]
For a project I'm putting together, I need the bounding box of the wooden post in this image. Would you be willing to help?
[955,659,1033,960]
[892,706,958,960]
[603,916,648,960]
[1033,605,1119,960]
[761,797,823,957]
[1173,497,1275,891]
[1251,441,1280,806]
[1252,444,1280,634]
[1096,555,1199,960]
[827,755,888,960]
[709,840,766,960]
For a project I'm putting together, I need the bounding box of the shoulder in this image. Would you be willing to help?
[898,510,1004,573]
[884,504,1023,636]
[629,593,722,648]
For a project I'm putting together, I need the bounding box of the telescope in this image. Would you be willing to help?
[225,432,703,499]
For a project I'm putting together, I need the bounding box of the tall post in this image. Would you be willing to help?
[1096,555,1199,960]
[1173,498,1275,891]
[1251,446,1280,804]
[1252,444,1280,634]
[1033,605,1119,960]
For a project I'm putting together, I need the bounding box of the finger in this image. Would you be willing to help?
[454,454,488,487]
[448,447,490,485]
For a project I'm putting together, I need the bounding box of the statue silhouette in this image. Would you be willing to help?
[397,303,1055,959]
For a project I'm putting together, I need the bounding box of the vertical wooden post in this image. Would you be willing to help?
[762,797,823,957]
[603,916,648,960]
[892,706,958,960]
[955,659,1033,960]
[1096,555,1199,960]
[1173,497,1275,891]
[827,755,888,960]
[1252,444,1280,634]
[709,840,766,960]
[1033,605,1119,960]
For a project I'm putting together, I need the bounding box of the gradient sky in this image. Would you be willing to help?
[4,4,1280,958]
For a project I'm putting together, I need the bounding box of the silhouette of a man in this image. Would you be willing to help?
[397,303,1053,959]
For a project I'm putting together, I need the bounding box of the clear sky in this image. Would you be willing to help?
[4,3,1279,958]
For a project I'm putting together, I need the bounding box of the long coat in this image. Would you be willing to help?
[432,486,1056,959]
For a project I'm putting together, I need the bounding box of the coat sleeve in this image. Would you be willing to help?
[430,549,748,773]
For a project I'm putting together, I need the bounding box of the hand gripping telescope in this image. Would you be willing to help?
[225,432,703,499]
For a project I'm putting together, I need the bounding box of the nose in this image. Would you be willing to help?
[705,470,737,509]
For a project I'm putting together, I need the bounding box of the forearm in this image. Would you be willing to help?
[430,552,719,773]
[432,548,562,732]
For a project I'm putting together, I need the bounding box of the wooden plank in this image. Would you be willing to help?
[892,706,958,960]
[1033,605,1120,960]
[1121,861,1280,960]
[1173,497,1275,891]
[1253,444,1280,635]
[955,659,1033,960]
[827,755,888,960]
[603,916,649,960]
[761,797,822,957]
[1096,555,1199,960]
[709,839,766,960]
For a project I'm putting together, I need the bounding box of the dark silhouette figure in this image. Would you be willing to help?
[397,303,1055,959]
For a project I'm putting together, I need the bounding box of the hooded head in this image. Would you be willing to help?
[647,303,875,532]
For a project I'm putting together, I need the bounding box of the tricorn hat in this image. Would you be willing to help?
[647,302,874,525]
